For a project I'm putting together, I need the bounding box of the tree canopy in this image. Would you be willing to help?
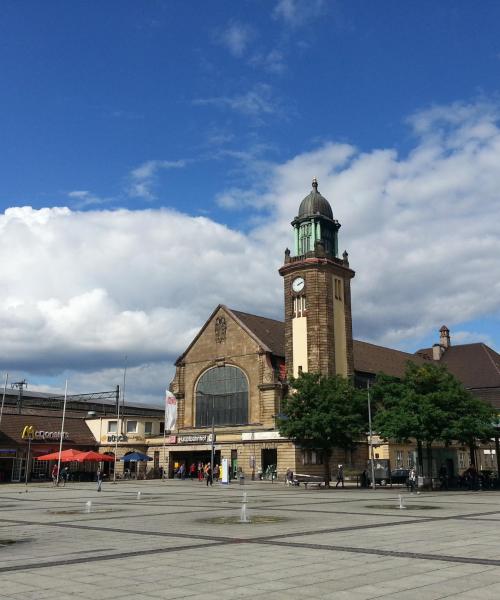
[277,373,367,485]
[372,361,496,472]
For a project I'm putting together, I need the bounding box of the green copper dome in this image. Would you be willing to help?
[298,178,333,220]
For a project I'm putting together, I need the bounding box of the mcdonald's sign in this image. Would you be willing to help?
[21,425,69,441]
[21,425,35,440]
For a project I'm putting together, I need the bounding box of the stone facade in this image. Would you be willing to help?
[279,253,355,379]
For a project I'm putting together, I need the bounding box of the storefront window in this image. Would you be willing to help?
[195,365,248,427]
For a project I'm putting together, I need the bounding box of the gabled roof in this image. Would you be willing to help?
[230,309,285,357]
[417,343,500,389]
[0,414,96,447]
[353,340,426,378]
[175,305,283,365]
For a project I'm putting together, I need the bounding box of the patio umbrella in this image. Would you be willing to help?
[73,451,115,462]
[120,451,152,462]
[36,448,83,461]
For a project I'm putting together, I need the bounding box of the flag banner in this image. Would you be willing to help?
[165,389,177,431]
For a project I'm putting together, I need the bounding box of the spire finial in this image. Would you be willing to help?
[312,177,318,191]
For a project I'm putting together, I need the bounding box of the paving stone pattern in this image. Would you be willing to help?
[0,480,500,599]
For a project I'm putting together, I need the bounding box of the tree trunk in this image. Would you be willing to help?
[426,442,433,489]
[417,440,423,477]
[323,448,331,488]
[427,442,432,490]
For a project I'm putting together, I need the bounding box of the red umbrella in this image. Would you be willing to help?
[73,451,115,463]
[36,448,84,462]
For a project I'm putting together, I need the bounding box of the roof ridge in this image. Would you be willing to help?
[229,308,284,325]
[354,338,416,356]
[480,343,500,376]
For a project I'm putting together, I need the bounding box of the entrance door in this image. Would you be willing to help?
[231,449,238,479]
[11,458,23,482]
[262,448,277,477]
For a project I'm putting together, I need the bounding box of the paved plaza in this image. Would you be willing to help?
[1,480,500,599]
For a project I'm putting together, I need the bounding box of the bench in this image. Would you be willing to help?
[293,474,327,489]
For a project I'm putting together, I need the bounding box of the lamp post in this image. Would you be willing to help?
[24,432,33,486]
[367,381,377,490]
[493,418,500,480]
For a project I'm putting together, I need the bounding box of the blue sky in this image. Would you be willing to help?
[1,1,500,402]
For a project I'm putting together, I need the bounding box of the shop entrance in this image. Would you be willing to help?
[170,450,220,478]
[261,448,277,477]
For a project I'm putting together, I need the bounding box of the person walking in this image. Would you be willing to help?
[206,465,213,486]
[408,467,417,493]
[51,464,59,487]
[96,468,103,492]
[60,466,69,487]
[335,464,344,488]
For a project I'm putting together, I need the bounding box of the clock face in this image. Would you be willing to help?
[292,277,305,293]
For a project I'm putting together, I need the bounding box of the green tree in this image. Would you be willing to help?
[277,373,367,486]
[372,362,495,475]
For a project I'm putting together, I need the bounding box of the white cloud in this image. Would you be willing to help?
[193,84,281,119]
[249,48,287,74]
[2,99,500,400]
[129,159,187,200]
[68,190,109,208]
[273,0,326,28]
[216,21,254,57]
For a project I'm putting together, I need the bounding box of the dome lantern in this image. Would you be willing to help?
[291,178,340,258]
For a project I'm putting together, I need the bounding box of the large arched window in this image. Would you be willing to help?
[195,365,248,427]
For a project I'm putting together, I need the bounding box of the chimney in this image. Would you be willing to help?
[432,344,445,361]
[439,325,451,349]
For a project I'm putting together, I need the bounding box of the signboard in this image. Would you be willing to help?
[107,434,128,443]
[177,434,215,444]
[241,431,284,441]
[221,458,229,484]
[165,435,177,444]
[21,425,69,441]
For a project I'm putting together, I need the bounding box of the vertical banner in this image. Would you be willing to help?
[221,458,229,484]
[165,389,177,431]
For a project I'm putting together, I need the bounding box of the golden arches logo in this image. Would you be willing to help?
[21,425,35,439]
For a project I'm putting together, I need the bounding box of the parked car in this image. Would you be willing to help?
[390,468,410,485]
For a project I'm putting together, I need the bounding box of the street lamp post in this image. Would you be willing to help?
[493,419,500,480]
[367,381,377,490]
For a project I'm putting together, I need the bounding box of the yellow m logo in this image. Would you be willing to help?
[21,425,35,439]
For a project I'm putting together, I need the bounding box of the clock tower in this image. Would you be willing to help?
[279,178,355,379]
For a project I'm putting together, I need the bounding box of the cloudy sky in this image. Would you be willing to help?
[1,1,500,405]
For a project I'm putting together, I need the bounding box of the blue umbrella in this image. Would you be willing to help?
[120,451,152,462]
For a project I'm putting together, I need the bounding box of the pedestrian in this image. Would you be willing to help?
[285,467,294,486]
[335,464,344,488]
[51,464,59,487]
[189,463,196,479]
[206,465,212,486]
[96,468,103,492]
[360,470,368,488]
[60,466,69,487]
[213,464,220,481]
[197,462,203,481]
[408,467,417,493]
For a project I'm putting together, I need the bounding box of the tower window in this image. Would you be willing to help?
[293,295,306,318]
[334,278,343,301]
